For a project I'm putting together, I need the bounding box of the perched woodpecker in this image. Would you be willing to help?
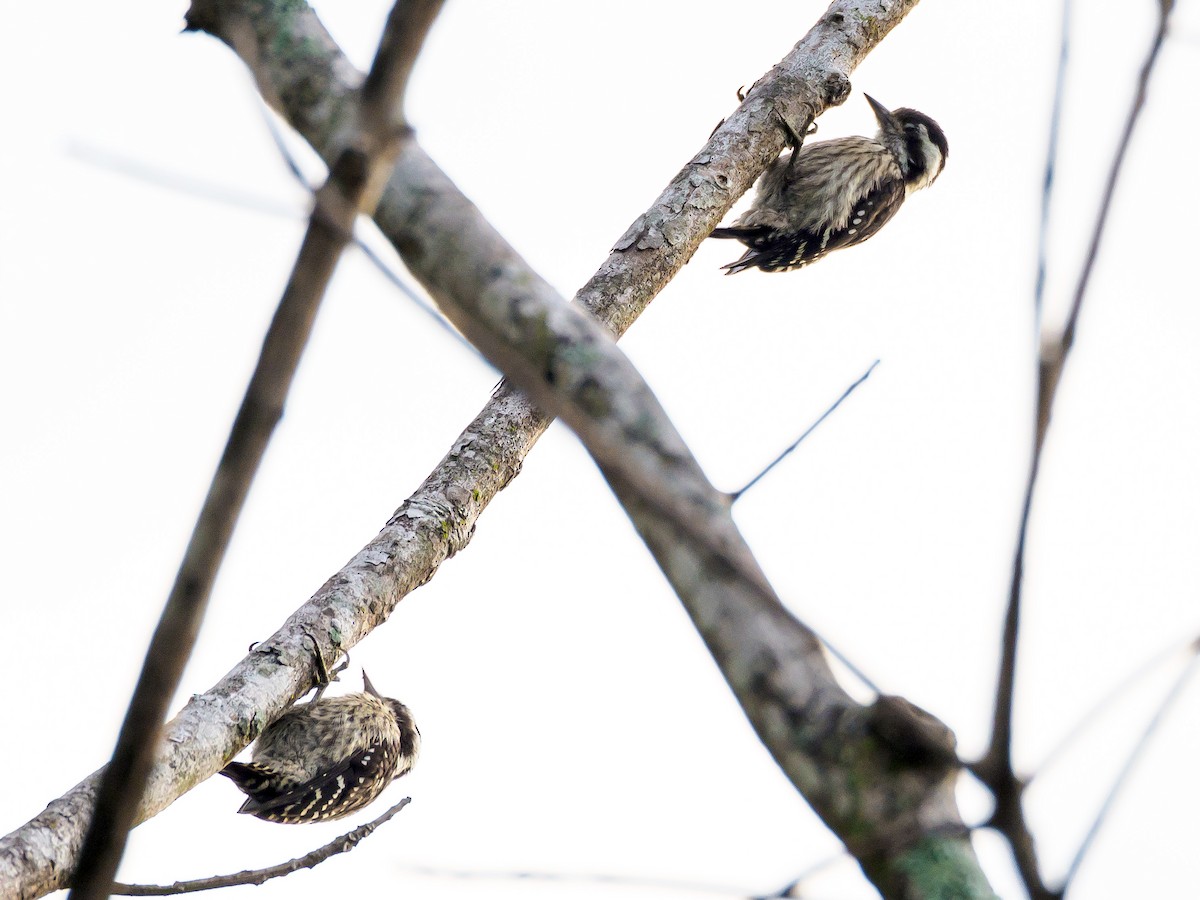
[220,671,419,824]
[710,94,947,274]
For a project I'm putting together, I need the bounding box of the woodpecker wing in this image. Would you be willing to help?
[714,174,906,274]
[231,741,402,823]
[815,174,906,257]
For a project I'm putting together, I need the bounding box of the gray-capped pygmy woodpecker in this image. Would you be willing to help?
[220,671,419,824]
[709,94,948,274]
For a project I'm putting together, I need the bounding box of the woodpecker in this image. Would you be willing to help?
[710,94,947,274]
[220,671,419,824]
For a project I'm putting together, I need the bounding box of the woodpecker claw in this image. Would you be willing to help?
[331,653,350,680]
[300,631,348,703]
[771,108,818,175]
[772,108,810,153]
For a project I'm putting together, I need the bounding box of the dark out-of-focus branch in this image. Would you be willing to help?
[110,798,410,895]
[65,5,445,899]
[972,3,1175,898]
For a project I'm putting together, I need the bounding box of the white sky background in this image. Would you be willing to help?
[2,1,1199,898]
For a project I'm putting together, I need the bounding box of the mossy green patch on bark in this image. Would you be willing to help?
[894,837,999,900]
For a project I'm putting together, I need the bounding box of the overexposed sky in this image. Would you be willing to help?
[3,2,1199,898]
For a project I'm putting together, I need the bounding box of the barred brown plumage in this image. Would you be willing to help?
[710,94,947,274]
[220,671,419,824]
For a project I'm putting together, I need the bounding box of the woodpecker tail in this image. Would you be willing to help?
[719,250,763,275]
[220,760,274,790]
[220,761,291,813]
[709,226,777,274]
[708,226,770,241]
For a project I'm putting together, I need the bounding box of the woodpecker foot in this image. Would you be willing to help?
[300,631,349,703]
[772,107,816,155]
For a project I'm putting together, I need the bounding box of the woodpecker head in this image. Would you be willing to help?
[864,94,948,194]
[363,669,421,778]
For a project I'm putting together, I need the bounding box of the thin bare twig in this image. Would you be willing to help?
[975,469,1052,897]
[974,3,1175,898]
[1033,0,1071,328]
[66,5,445,899]
[1030,633,1200,783]
[399,863,745,898]
[66,140,299,217]
[1060,0,1173,357]
[69,134,487,364]
[111,798,410,895]
[1058,643,1198,894]
[725,360,884,695]
[729,360,880,501]
[396,854,848,900]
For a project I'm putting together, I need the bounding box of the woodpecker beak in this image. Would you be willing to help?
[362,670,381,698]
[864,94,898,131]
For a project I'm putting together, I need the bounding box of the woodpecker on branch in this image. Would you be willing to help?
[220,670,419,824]
[710,94,948,274]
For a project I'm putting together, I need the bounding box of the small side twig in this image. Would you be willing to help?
[725,358,885,695]
[729,359,880,501]
[111,797,411,895]
[66,4,444,899]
